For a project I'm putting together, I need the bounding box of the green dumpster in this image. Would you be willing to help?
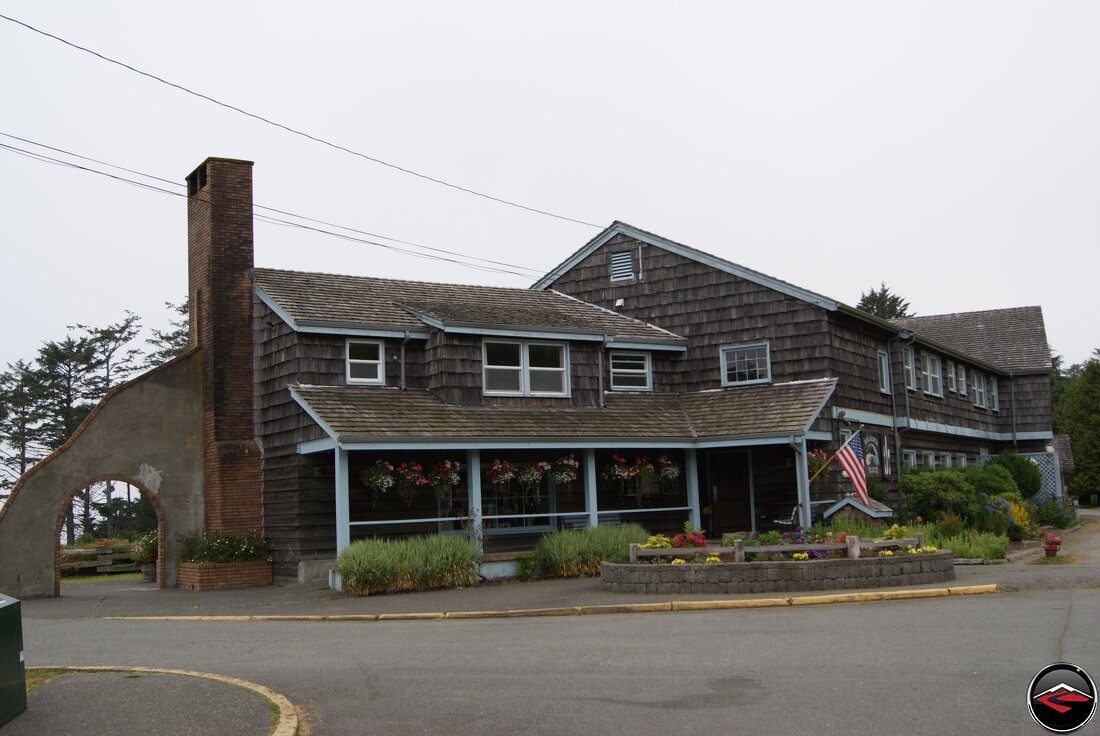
[0,594,26,726]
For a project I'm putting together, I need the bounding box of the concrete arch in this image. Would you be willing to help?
[53,475,167,595]
[0,351,205,598]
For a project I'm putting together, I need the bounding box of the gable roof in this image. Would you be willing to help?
[253,267,684,344]
[892,307,1051,373]
[531,221,838,309]
[290,378,836,446]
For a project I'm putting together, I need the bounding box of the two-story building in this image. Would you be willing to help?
[208,158,1058,583]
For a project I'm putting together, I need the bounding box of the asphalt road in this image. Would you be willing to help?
[22,587,1099,735]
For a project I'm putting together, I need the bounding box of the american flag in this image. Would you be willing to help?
[835,431,868,505]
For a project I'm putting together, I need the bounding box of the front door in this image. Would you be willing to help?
[705,451,753,535]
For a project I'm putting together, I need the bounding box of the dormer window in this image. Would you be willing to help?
[610,251,634,282]
[346,339,384,385]
[720,342,771,386]
[483,341,569,397]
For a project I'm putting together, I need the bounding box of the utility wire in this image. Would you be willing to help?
[0,139,543,279]
[0,131,548,276]
[0,13,602,229]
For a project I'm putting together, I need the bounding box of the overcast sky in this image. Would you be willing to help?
[2,2,1097,376]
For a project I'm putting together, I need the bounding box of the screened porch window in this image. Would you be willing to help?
[483,341,568,397]
[720,343,771,386]
[346,339,384,385]
[609,352,652,391]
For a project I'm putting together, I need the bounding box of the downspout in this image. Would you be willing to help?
[1009,371,1017,450]
[598,335,610,408]
[399,330,410,390]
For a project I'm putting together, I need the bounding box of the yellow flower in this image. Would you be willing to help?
[670,558,686,565]
[791,552,810,561]
[704,555,721,564]
[879,550,894,557]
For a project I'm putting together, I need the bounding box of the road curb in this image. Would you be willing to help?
[104,584,997,623]
[29,665,299,736]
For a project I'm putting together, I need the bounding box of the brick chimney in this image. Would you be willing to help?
[186,157,262,533]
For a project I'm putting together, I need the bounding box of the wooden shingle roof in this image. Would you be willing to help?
[1052,435,1074,472]
[291,378,836,444]
[892,306,1051,373]
[253,268,683,343]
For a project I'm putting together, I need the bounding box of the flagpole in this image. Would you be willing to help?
[807,427,863,485]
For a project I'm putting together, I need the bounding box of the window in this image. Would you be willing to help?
[921,353,943,396]
[877,350,891,394]
[609,352,651,391]
[483,341,568,397]
[903,347,917,390]
[958,365,967,397]
[720,343,771,386]
[903,450,918,469]
[972,371,987,408]
[922,451,936,468]
[956,453,968,468]
[940,452,952,468]
[346,339,384,385]
[946,361,957,393]
[989,376,1000,411]
[610,251,634,282]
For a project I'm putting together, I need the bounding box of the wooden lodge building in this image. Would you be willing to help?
[190,158,1059,584]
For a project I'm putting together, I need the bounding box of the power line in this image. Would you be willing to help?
[0,137,547,279]
[0,13,602,229]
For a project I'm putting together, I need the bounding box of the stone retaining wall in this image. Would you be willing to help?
[601,551,954,594]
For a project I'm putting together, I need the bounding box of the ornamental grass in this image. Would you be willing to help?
[336,535,480,596]
[535,523,648,577]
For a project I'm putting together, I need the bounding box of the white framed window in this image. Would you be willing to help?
[958,365,967,397]
[940,452,952,468]
[877,350,891,394]
[922,451,936,468]
[483,340,569,397]
[956,453,968,468]
[720,342,771,386]
[903,347,917,390]
[989,376,1000,411]
[946,361,957,393]
[610,251,634,282]
[972,371,987,408]
[903,450,918,469]
[921,353,943,397]
[346,339,385,385]
[609,352,651,391]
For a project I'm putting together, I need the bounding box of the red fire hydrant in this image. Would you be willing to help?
[1044,532,1062,558]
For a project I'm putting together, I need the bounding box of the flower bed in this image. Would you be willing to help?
[601,551,954,594]
[177,560,273,591]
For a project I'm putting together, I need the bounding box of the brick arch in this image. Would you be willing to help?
[52,476,167,596]
[0,351,205,598]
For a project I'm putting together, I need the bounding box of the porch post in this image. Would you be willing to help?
[686,448,702,530]
[466,449,483,551]
[584,448,599,528]
[331,447,350,590]
[794,437,811,528]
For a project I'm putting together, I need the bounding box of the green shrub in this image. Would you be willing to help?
[974,503,1011,536]
[535,523,648,577]
[987,453,1042,498]
[336,535,480,595]
[178,530,268,563]
[867,477,888,503]
[817,516,884,540]
[964,464,1018,498]
[898,470,981,523]
[928,529,1007,560]
[936,512,966,538]
[1037,499,1078,528]
[516,552,539,580]
[134,530,158,564]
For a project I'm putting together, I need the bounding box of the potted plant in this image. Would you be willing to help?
[134,530,158,582]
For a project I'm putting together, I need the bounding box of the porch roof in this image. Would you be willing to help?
[290,378,836,447]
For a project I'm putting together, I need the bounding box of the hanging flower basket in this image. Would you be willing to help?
[552,454,580,496]
[359,461,395,508]
[518,461,551,505]
[429,459,463,515]
[394,461,428,507]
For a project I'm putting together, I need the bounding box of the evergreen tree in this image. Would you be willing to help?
[857,282,913,319]
[1054,351,1100,497]
[0,360,48,492]
[75,310,143,396]
[144,300,190,367]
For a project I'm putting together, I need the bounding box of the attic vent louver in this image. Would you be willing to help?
[610,251,634,282]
